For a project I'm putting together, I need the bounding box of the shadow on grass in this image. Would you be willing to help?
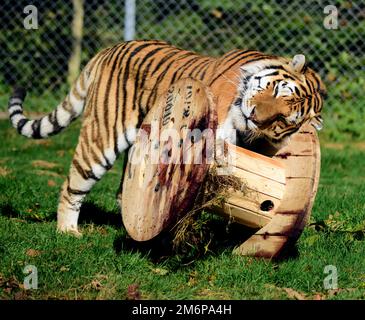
[84,204,302,264]
[309,220,365,241]
[77,204,301,264]
[78,202,122,228]
[0,203,55,222]
[113,218,261,268]
[0,202,302,265]
[0,201,122,226]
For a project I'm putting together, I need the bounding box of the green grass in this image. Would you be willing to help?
[0,119,365,300]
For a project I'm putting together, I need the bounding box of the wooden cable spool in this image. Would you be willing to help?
[121,78,320,259]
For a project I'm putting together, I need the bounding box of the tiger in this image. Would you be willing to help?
[8,40,326,236]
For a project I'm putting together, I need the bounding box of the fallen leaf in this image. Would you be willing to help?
[0,167,11,177]
[14,291,29,300]
[56,150,65,157]
[32,160,58,169]
[47,180,57,187]
[127,283,141,300]
[208,274,216,285]
[91,280,103,291]
[303,234,320,246]
[26,249,42,257]
[187,271,198,287]
[10,218,26,223]
[328,288,356,297]
[32,169,63,178]
[197,288,231,299]
[313,293,324,300]
[0,276,20,294]
[151,268,169,276]
[24,140,52,149]
[60,266,70,272]
[98,228,108,235]
[283,288,307,300]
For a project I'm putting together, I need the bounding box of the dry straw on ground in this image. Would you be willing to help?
[171,165,246,254]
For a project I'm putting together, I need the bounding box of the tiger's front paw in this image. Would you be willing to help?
[57,208,82,237]
[57,225,82,238]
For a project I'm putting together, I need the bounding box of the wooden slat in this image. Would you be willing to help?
[228,143,286,184]
[226,193,281,216]
[233,235,287,257]
[280,156,315,178]
[215,203,272,228]
[231,167,286,200]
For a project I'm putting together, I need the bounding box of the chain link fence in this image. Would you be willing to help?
[1,0,364,139]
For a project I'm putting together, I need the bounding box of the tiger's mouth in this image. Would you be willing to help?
[242,108,258,131]
[240,104,278,132]
[238,99,258,131]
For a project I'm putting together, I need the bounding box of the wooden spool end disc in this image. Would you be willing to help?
[122,79,217,241]
[233,124,321,259]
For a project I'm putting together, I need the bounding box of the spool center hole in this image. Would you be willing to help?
[260,200,274,211]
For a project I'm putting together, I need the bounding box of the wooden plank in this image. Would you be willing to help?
[225,193,281,216]
[227,143,286,184]
[215,203,272,228]
[280,156,315,178]
[230,166,286,200]
[233,235,287,257]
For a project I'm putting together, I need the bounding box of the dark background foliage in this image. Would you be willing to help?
[0,0,364,140]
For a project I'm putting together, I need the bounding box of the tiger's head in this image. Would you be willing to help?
[231,54,326,148]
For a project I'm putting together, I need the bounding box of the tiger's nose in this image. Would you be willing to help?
[254,103,278,123]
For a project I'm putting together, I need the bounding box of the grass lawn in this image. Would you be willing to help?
[0,118,364,300]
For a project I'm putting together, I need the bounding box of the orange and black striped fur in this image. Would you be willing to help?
[8,40,326,235]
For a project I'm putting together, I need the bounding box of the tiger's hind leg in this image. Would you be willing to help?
[56,124,129,236]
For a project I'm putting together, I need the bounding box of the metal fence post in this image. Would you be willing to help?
[124,0,136,41]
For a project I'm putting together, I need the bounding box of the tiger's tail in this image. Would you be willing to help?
[8,68,91,139]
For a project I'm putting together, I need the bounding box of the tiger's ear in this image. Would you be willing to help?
[290,54,306,73]
[310,115,323,131]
